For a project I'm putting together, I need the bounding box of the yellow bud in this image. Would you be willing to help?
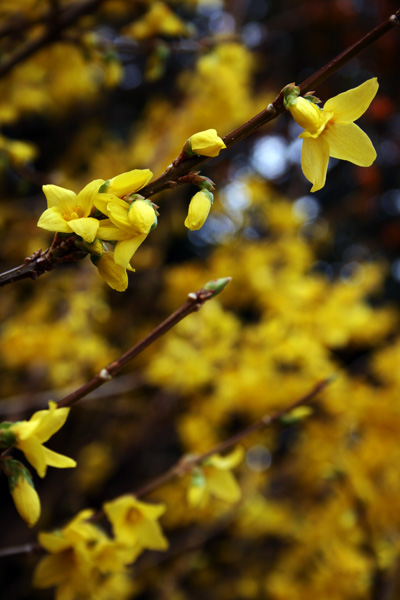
[184,190,213,231]
[288,97,323,134]
[11,475,41,527]
[128,200,155,234]
[189,129,226,157]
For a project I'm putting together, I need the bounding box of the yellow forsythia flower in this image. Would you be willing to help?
[37,179,103,242]
[34,509,136,598]
[287,78,378,192]
[188,128,226,157]
[10,401,76,478]
[184,190,213,231]
[96,200,156,268]
[187,446,244,507]
[103,495,168,551]
[6,460,41,527]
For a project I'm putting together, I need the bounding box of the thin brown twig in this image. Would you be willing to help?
[56,278,231,408]
[131,377,332,499]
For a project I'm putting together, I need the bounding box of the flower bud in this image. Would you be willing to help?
[186,129,226,157]
[184,190,213,231]
[128,200,156,234]
[288,97,323,134]
[5,460,41,527]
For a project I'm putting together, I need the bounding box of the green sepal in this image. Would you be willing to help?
[201,189,214,204]
[3,459,34,493]
[0,422,18,449]
[191,469,206,488]
[98,180,110,193]
[283,83,300,109]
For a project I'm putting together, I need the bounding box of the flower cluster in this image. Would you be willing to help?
[0,402,76,526]
[37,150,223,290]
[34,497,168,600]
[37,169,156,291]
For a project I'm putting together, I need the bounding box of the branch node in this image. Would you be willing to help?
[187,292,197,300]
[266,103,276,114]
[390,13,400,25]
[262,415,272,425]
[99,368,112,381]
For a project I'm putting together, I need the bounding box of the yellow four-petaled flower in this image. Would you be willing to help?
[287,78,378,192]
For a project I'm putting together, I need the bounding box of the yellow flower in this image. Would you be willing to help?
[188,128,226,157]
[96,199,156,268]
[96,251,133,292]
[187,446,244,507]
[10,401,76,478]
[103,495,168,551]
[287,78,378,192]
[37,179,103,242]
[184,190,213,230]
[6,461,41,527]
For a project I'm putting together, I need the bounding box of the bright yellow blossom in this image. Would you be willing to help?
[96,199,156,268]
[287,78,378,192]
[10,401,76,478]
[187,446,244,507]
[103,495,168,551]
[184,190,213,230]
[37,179,103,242]
[35,509,135,600]
[189,128,226,157]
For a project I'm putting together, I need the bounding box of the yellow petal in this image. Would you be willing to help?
[114,234,147,268]
[33,553,71,588]
[37,207,72,233]
[301,136,330,192]
[134,518,168,551]
[97,219,131,241]
[96,253,129,292]
[38,531,71,553]
[324,77,378,124]
[94,192,126,215]
[30,402,70,443]
[187,483,208,508]
[42,185,77,211]
[17,437,47,478]
[76,179,104,215]
[42,447,76,470]
[207,446,244,469]
[68,217,99,243]
[206,469,241,503]
[324,122,377,166]
[107,202,133,232]
[108,169,153,197]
